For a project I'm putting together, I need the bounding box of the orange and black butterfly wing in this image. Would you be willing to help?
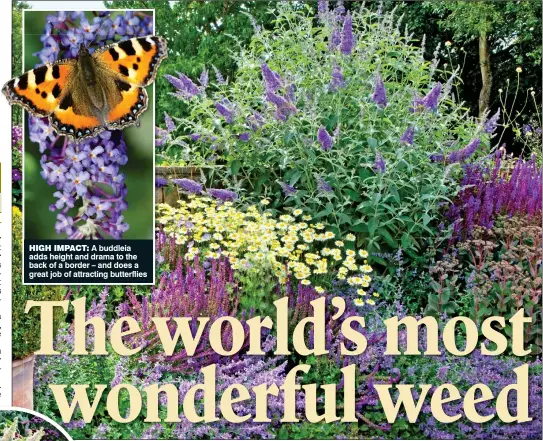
[93,36,167,129]
[49,91,104,139]
[2,60,75,117]
[94,36,168,87]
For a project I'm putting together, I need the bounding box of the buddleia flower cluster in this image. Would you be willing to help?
[28,11,153,239]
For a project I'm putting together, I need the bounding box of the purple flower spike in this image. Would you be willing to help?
[261,63,282,93]
[329,64,345,92]
[199,67,209,89]
[155,177,168,188]
[207,188,238,201]
[238,133,250,141]
[279,181,297,196]
[373,151,386,174]
[215,101,235,123]
[484,109,500,134]
[164,112,175,132]
[413,83,442,112]
[340,12,354,55]
[372,72,387,108]
[316,176,333,193]
[166,73,200,99]
[400,126,415,145]
[172,178,203,194]
[446,138,481,164]
[318,126,334,151]
[212,65,227,85]
[318,0,329,17]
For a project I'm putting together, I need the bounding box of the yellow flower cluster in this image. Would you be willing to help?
[156,196,372,292]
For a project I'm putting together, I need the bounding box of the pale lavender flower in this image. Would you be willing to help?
[238,133,250,141]
[400,126,415,145]
[329,26,341,51]
[373,151,386,173]
[372,72,387,108]
[164,112,175,132]
[199,67,209,89]
[316,176,333,193]
[279,181,297,196]
[318,126,334,151]
[55,213,75,235]
[318,0,329,17]
[484,109,500,134]
[166,73,201,99]
[215,101,235,123]
[212,65,227,85]
[329,64,345,92]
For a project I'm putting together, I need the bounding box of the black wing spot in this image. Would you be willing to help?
[133,63,138,70]
[52,65,60,79]
[119,65,129,76]
[41,91,47,98]
[35,88,40,94]
[108,47,120,61]
[18,73,28,90]
[139,38,153,52]
[115,79,131,92]
[137,57,141,62]
[59,93,73,110]
[52,83,61,98]
[119,39,136,56]
[34,65,48,85]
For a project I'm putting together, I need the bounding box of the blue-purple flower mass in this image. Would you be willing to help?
[372,72,388,108]
[317,126,334,151]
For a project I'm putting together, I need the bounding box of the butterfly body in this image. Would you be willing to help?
[3,36,167,140]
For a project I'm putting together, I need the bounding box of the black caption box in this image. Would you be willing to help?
[24,239,154,284]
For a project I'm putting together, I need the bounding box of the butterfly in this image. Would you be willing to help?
[3,36,167,140]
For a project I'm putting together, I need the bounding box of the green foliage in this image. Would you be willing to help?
[12,206,66,359]
[11,1,29,126]
[167,4,488,269]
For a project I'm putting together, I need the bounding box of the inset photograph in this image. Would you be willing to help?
[0,408,72,441]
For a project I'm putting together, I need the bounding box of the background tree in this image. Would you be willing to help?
[388,0,541,153]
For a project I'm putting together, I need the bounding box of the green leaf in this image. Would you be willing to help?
[367,137,378,150]
[230,160,242,175]
[377,227,398,248]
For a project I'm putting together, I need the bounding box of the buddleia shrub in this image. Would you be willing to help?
[164,2,491,268]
